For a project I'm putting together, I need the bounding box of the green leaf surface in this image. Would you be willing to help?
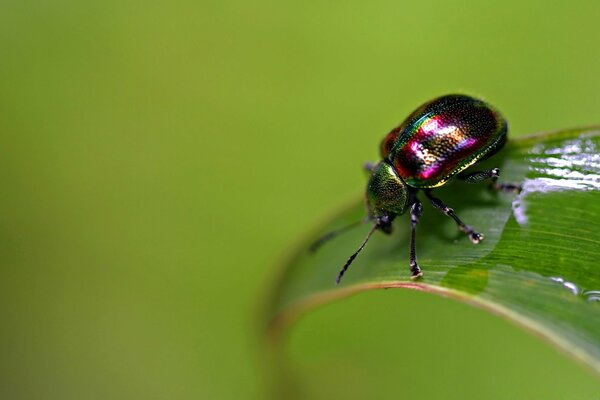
[266,127,600,374]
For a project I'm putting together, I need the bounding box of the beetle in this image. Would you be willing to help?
[311,94,520,284]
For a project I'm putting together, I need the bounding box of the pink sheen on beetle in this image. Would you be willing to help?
[389,104,504,188]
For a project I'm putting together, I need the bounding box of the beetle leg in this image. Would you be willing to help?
[409,201,423,279]
[459,168,521,193]
[458,168,500,183]
[363,161,377,173]
[424,190,484,244]
[490,177,522,193]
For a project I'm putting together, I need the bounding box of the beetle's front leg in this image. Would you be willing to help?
[363,161,377,173]
[409,201,423,279]
[424,190,484,244]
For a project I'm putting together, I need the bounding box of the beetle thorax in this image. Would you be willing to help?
[366,161,409,219]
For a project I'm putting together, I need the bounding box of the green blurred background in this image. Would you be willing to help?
[1,0,600,398]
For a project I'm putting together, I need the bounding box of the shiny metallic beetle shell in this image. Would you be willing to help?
[380,95,507,188]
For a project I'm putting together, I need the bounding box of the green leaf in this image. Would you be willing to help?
[266,127,600,374]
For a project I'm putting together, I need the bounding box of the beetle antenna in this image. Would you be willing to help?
[309,218,367,253]
[336,224,378,284]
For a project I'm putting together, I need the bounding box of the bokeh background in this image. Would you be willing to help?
[1,0,600,399]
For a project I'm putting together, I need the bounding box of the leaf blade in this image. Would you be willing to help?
[267,127,600,375]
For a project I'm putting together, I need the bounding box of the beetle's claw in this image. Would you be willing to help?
[410,263,423,279]
[513,184,523,194]
[469,231,484,244]
[410,271,423,280]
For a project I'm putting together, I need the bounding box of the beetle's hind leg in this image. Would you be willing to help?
[458,168,521,193]
[491,177,521,193]
[424,189,484,244]
[458,168,500,183]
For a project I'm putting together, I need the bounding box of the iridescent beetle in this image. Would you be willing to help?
[311,94,520,284]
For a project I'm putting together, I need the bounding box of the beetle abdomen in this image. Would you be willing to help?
[382,95,507,188]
